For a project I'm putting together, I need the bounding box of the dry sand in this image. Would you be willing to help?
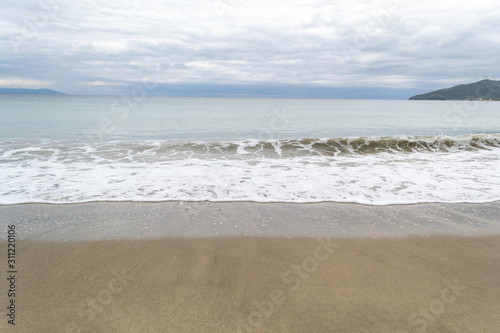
[1,235,499,332]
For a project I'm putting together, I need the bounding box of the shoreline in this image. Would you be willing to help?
[2,198,500,206]
[1,201,499,241]
[1,235,499,332]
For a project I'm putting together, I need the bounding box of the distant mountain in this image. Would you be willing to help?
[409,79,500,100]
[0,88,65,95]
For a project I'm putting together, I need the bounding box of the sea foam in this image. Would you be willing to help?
[1,134,500,205]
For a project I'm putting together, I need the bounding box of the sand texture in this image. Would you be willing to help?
[1,235,499,332]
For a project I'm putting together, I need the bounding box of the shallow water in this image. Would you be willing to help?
[1,96,499,204]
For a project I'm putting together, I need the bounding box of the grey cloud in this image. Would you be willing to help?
[1,0,499,96]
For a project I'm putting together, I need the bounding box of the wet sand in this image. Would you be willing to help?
[2,201,500,241]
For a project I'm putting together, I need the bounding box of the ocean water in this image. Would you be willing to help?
[1,95,499,205]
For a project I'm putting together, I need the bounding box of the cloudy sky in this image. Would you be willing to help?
[1,0,499,98]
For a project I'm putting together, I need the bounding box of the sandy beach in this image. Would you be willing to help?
[1,202,499,332]
[0,235,498,332]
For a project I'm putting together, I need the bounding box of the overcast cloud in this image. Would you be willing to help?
[1,0,499,98]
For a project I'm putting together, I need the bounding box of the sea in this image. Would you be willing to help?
[1,95,499,205]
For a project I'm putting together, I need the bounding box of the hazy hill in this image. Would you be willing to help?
[0,88,65,95]
[409,79,500,100]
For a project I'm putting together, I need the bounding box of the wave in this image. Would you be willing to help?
[221,133,500,157]
[2,134,499,164]
[1,133,500,205]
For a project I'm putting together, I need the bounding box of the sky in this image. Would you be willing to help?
[1,0,499,99]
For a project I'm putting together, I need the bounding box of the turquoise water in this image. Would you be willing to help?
[1,95,498,141]
[1,95,499,205]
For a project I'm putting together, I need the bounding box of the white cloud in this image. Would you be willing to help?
[0,77,53,88]
[87,81,127,86]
